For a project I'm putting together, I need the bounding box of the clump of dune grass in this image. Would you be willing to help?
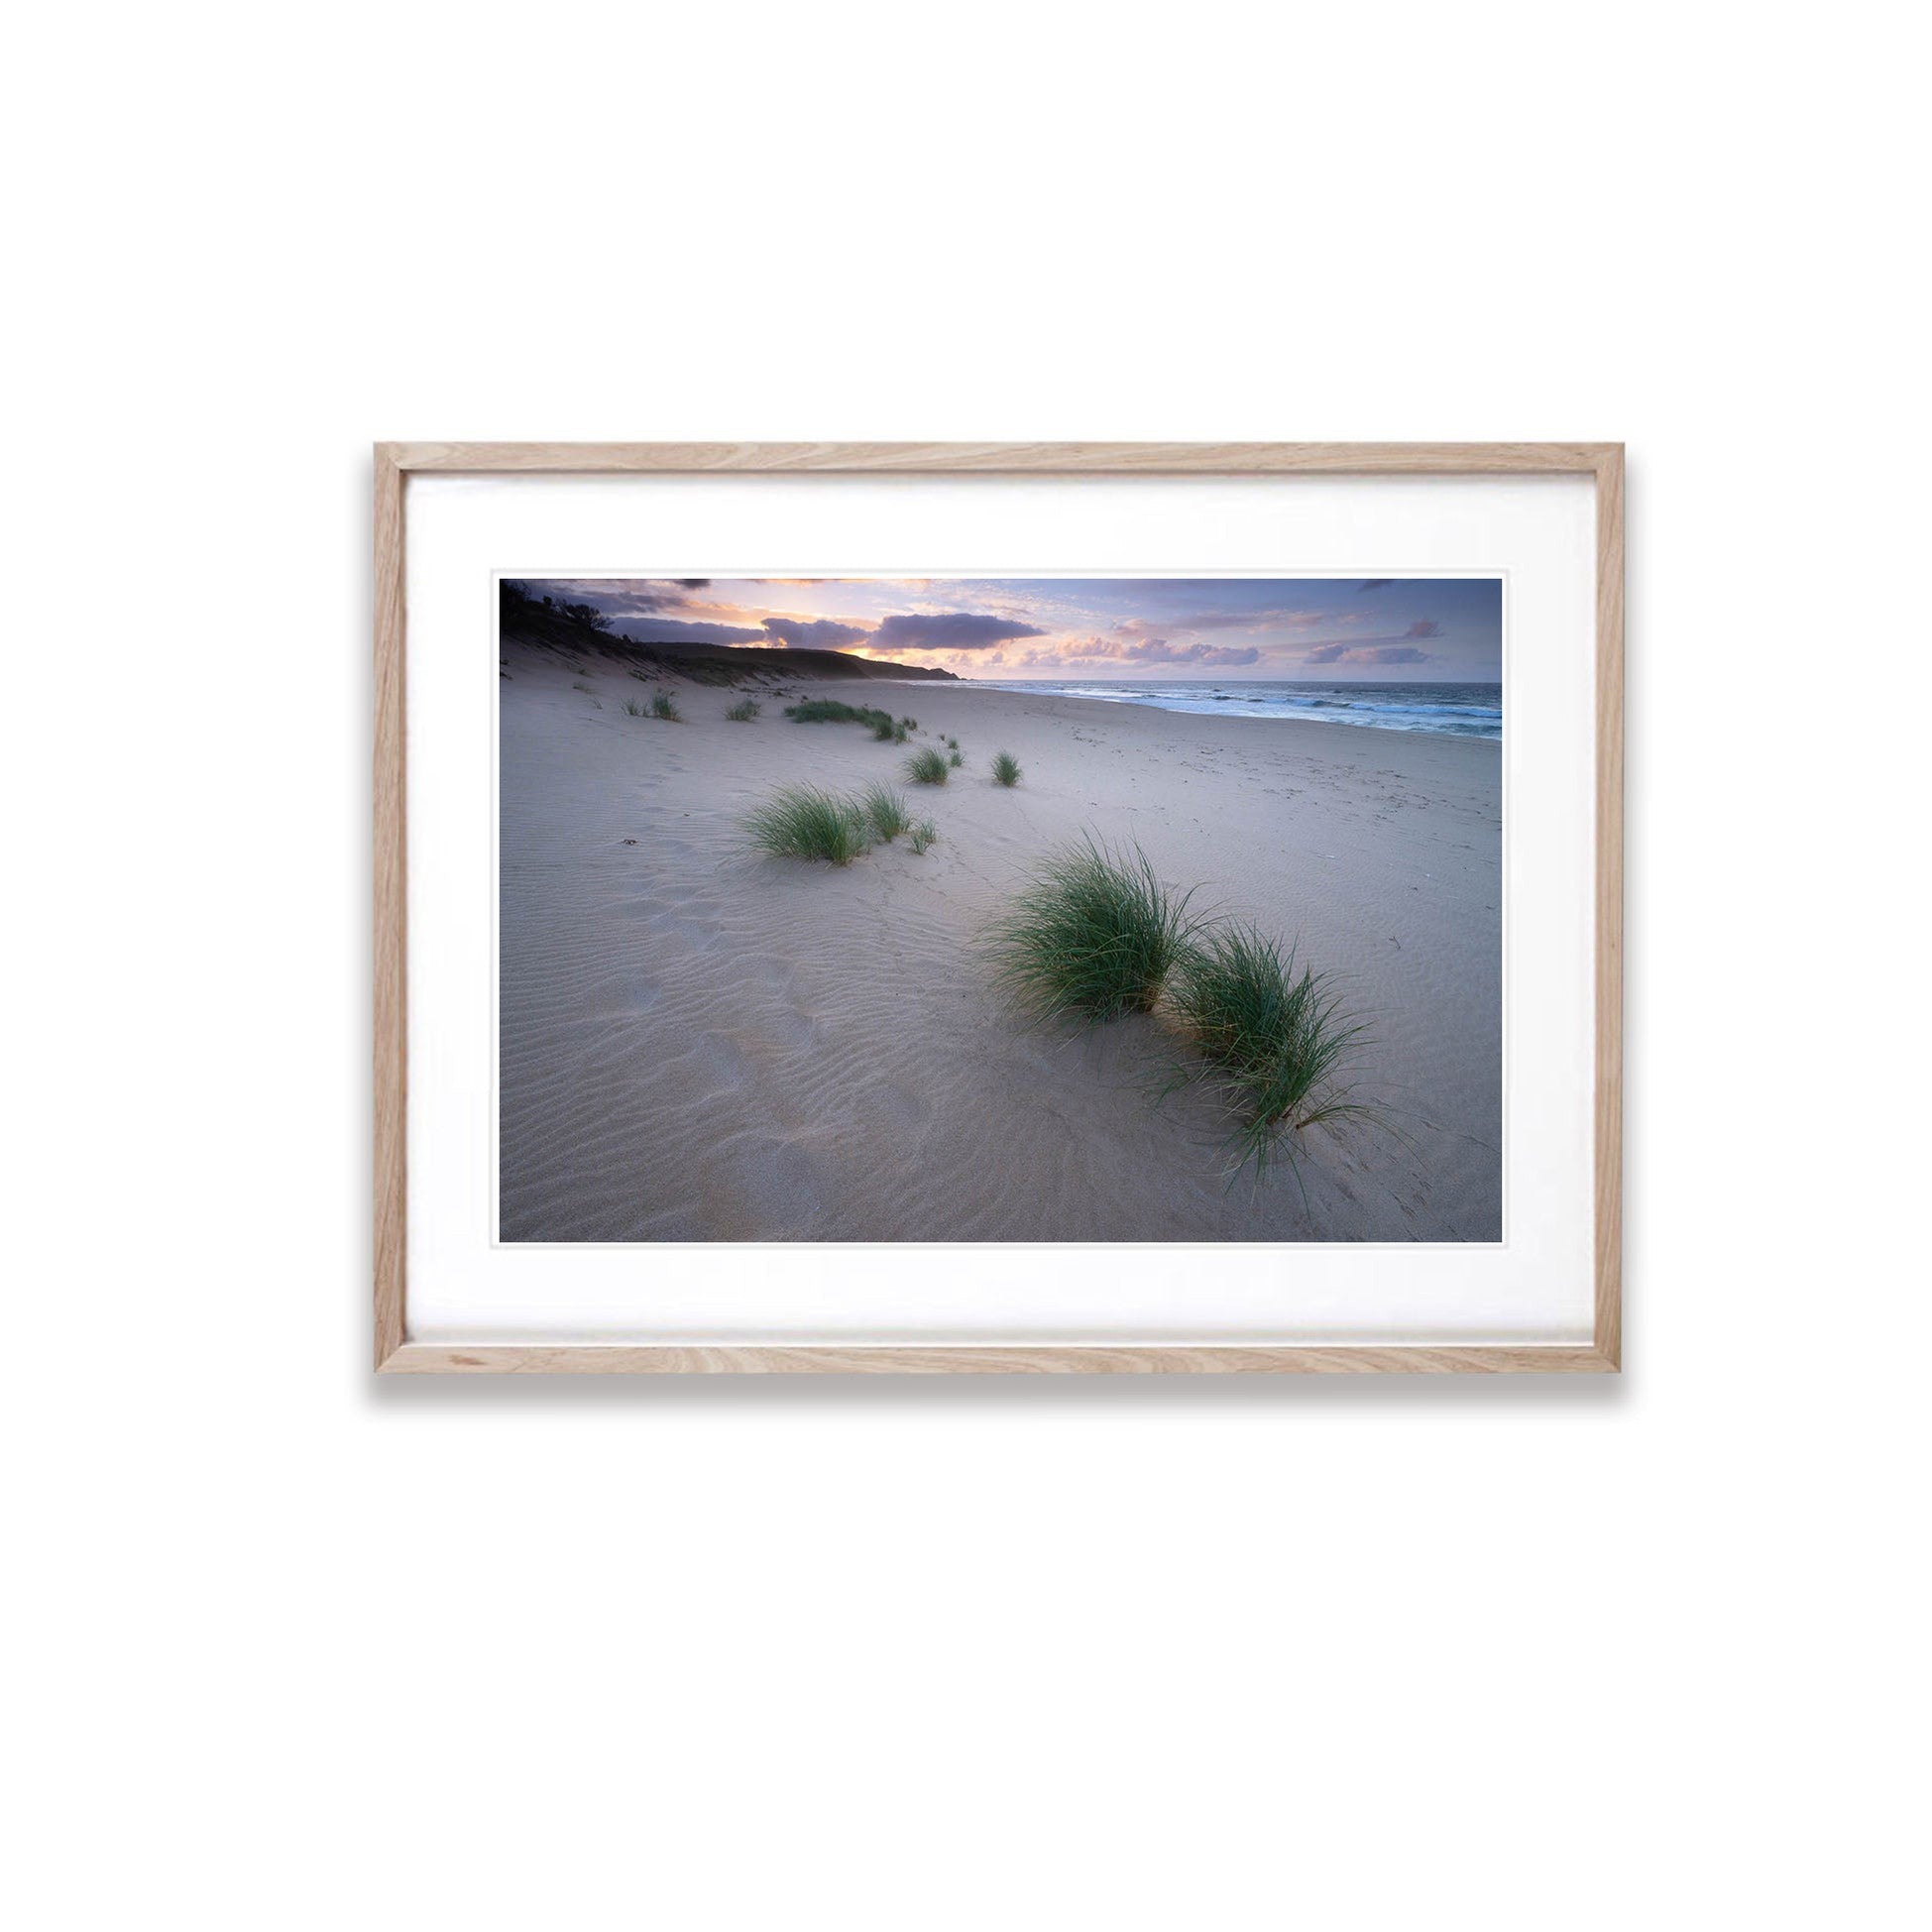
[984,837,1196,1025]
[744,786,871,866]
[990,750,1022,787]
[621,697,648,716]
[572,681,595,693]
[945,735,960,749]
[891,720,910,742]
[859,783,912,843]
[903,745,950,785]
[650,691,682,722]
[900,716,918,731]
[948,749,965,769]
[909,821,938,855]
[785,698,895,735]
[726,698,761,722]
[1165,924,1372,1182]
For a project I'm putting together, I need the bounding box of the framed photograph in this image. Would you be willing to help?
[376,442,1622,1372]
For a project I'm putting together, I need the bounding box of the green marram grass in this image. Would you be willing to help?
[650,691,682,722]
[991,750,1021,786]
[621,697,648,716]
[903,745,950,785]
[726,698,761,722]
[743,786,872,866]
[909,820,938,855]
[785,698,896,735]
[984,836,1196,1026]
[947,749,965,769]
[1165,923,1372,1182]
[858,783,912,843]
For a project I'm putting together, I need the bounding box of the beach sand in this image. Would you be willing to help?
[500,648,1501,1242]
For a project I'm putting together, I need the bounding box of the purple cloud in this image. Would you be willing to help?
[1303,619,1439,666]
[1349,644,1435,664]
[536,579,698,618]
[870,612,1049,652]
[761,617,873,649]
[613,617,767,645]
[1046,636,1261,669]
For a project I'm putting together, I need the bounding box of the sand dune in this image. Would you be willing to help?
[499,647,1501,1242]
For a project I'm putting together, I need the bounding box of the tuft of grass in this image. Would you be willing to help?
[903,745,950,785]
[891,720,910,742]
[621,697,648,716]
[945,735,960,750]
[900,716,918,731]
[859,783,912,842]
[744,786,871,866]
[1164,924,1372,1182]
[650,691,682,721]
[870,715,897,740]
[991,750,1022,787]
[726,698,761,722]
[984,836,1196,1026]
[785,698,895,735]
[572,681,595,693]
[948,749,965,768]
[909,820,938,855]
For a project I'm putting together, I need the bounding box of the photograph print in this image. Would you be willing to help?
[499,573,1502,1244]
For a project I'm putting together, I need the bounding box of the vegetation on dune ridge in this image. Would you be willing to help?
[991,750,1022,786]
[984,836,1197,1026]
[726,698,761,722]
[903,745,950,785]
[650,691,681,721]
[785,698,898,735]
[1163,924,1374,1183]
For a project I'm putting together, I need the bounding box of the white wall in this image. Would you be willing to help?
[8,6,1922,1928]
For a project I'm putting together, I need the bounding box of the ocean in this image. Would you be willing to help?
[978,678,1502,741]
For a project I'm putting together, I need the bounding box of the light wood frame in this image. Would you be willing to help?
[375,442,1623,1374]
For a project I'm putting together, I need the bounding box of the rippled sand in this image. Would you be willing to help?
[499,648,1501,1241]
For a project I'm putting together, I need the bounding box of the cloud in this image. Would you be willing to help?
[869,612,1049,652]
[1039,635,1261,669]
[1348,644,1434,664]
[612,617,768,645]
[1357,578,1394,591]
[1302,622,1440,666]
[760,616,874,650]
[1111,608,1330,640]
[533,578,699,618]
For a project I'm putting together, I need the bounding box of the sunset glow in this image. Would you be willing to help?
[523,577,1502,681]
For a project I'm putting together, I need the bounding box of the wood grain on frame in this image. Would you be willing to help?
[373,442,1625,1374]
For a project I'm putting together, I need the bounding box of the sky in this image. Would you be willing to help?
[522,577,1502,681]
